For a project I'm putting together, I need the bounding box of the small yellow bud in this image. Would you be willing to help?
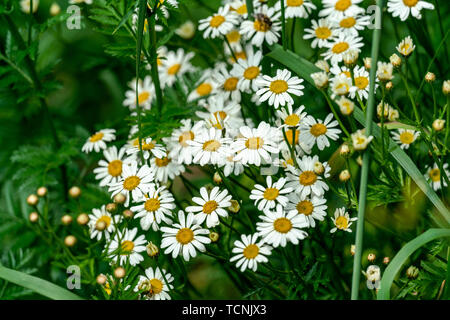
[432,119,445,132]
[113,193,126,204]
[209,232,219,242]
[213,172,222,184]
[77,213,89,225]
[64,235,77,247]
[96,274,107,285]
[363,57,371,70]
[95,220,107,231]
[61,215,73,226]
[389,53,402,67]
[340,144,350,157]
[29,212,39,223]
[123,209,134,219]
[228,200,240,213]
[385,81,393,90]
[37,186,48,197]
[106,203,117,214]
[339,169,351,182]
[313,162,324,175]
[356,155,363,166]
[49,2,60,16]
[114,267,126,279]
[367,253,376,262]
[443,80,450,95]
[146,242,159,258]
[350,245,356,256]
[425,72,435,83]
[69,186,81,199]
[27,194,39,206]
[383,257,390,264]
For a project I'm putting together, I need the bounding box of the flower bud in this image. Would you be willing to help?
[385,81,393,91]
[356,155,363,166]
[315,60,330,73]
[367,253,376,262]
[228,200,240,213]
[175,20,196,39]
[106,203,117,214]
[432,119,445,132]
[311,72,328,89]
[313,162,324,175]
[29,212,39,223]
[209,232,219,242]
[95,220,107,231]
[350,244,356,256]
[406,265,419,279]
[114,267,126,279]
[27,194,39,206]
[37,186,48,197]
[343,49,359,66]
[443,80,450,95]
[50,2,60,16]
[340,144,350,157]
[77,213,89,225]
[389,53,402,67]
[366,265,381,283]
[61,214,73,226]
[146,242,159,258]
[113,193,126,204]
[339,169,351,182]
[363,57,371,70]
[383,257,390,264]
[96,274,107,285]
[69,186,81,199]
[123,209,134,219]
[64,235,77,247]
[425,72,435,83]
[213,172,222,184]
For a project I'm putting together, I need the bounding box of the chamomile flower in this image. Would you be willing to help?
[108,161,154,206]
[93,146,129,187]
[160,48,195,88]
[336,96,355,115]
[387,0,434,21]
[333,13,371,36]
[377,102,399,121]
[396,36,415,57]
[130,185,175,231]
[349,65,375,100]
[303,19,337,49]
[231,49,263,92]
[196,95,244,133]
[300,114,341,150]
[123,76,154,110]
[230,234,272,272]
[160,211,211,261]
[135,267,174,300]
[222,153,245,177]
[322,34,363,65]
[351,129,373,151]
[311,71,329,89]
[198,5,239,39]
[231,121,280,166]
[330,207,357,233]
[250,176,293,211]
[107,228,147,266]
[425,163,449,191]
[187,127,232,166]
[126,137,166,161]
[212,64,241,102]
[256,69,304,109]
[285,155,330,197]
[319,0,364,20]
[150,153,185,183]
[274,0,317,19]
[330,73,353,98]
[240,5,281,46]
[330,64,352,78]
[391,129,420,149]
[257,204,308,247]
[286,194,328,228]
[187,75,218,101]
[88,205,122,241]
[20,0,39,13]
[82,129,116,153]
[229,0,249,19]
[376,62,394,81]
[163,119,205,165]
[185,186,232,228]
[276,105,307,129]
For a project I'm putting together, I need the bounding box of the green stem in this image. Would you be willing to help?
[223,35,237,62]
[148,15,164,117]
[351,0,384,301]
[280,0,287,50]
[245,0,254,19]
[321,90,350,137]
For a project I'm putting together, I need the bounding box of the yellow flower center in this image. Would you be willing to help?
[332,42,349,54]
[342,71,351,78]
[167,63,181,75]
[203,200,219,214]
[335,216,349,230]
[402,0,418,7]
[144,198,161,212]
[149,279,163,295]
[123,176,140,190]
[243,66,260,80]
[310,123,328,137]
[176,228,194,244]
[429,168,441,182]
[202,140,221,152]
[287,0,304,6]
[269,80,288,94]
[273,217,292,233]
[284,114,300,126]
[339,17,356,28]
[214,111,227,121]
[299,171,317,186]
[138,91,150,105]
[179,131,194,147]
[315,27,331,39]
[233,51,247,62]
[155,157,170,167]
[196,83,213,96]
[399,131,414,145]
[210,15,225,28]
[354,76,369,90]
[121,240,135,254]
[226,30,241,43]
[335,0,351,11]
[296,200,314,216]
[285,129,300,145]
[108,160,123,177]
[236,4,247,15]
[263,187,279,200]
[223,77,238,91]
[243,244,259,259]
[98,215,111,227]
[245,137,264,150]
[134,139,155,151]
[254,18,271,32]
[89,132,104,142]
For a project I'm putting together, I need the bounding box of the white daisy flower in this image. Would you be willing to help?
[108,161,154,206]
[107,227,147,266]
[198,4,239,39]
[396,35,415,57]
[123,76,154,110]
[300,114,341,150]
[135,267,174,300]
[187,127,232,166]
[185,186,232,228]
[150,153,185,184]
[311,71,329,89]
[88,205,122,241]
[330,207,357,233]
[391,129,420,150]
[336,96,355,115]
[160,210,211,261]
[126,137,166,161]
[376,62,394,81]
[250,176,293,211]
[333,13,371,36]
[330,73,353,98]
[231,121,280,166]
[229,0,249,19]
[82,129,116,154]
[286,194,327,228]
[230,234,272,272]
[322,34,364,65]
[319,0,365,20]
[425,163,449,191]
[256,69,304,109]
[231,49,263,92]
[285,155,329,198]
[159,48,195,88]
[196,95,244,133]
[387,0,434,21]
[257,204,308,247]
[330,64,352,78]
[303,19,337,49]
[212,64,241,102]
[130,185,175,231]
[187,74,218,101]
[351,129,373,151]
[240,5,281,47]
[276,104,307,129]
[93,146,129,187]
[274,0,316,19]
[222,153,245,177]
[349,65,376,100]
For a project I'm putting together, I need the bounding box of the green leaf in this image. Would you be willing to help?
[377,229,450,300]
[0,265,83,300]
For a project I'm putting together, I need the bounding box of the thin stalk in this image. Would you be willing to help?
[280,0,287,50]
[148,15,164,116]
[223,35,237,62]
[445,96,450,147]
[245,0,254,19]
[351,0,384,301]
[321,90,350,137]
